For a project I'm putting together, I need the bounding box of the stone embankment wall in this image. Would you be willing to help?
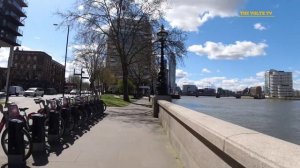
[158,100,300,168]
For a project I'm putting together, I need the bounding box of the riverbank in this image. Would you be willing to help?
[266,97,300,100]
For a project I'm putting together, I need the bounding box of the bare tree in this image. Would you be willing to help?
[73,31,106,95]
[58,0,165,101]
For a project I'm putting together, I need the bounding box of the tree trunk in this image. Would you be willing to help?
[90,78,97,96]
[122,65,130,102]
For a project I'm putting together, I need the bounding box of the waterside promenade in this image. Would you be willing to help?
[0,98,182,168]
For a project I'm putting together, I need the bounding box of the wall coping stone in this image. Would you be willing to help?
[158,100,300,168]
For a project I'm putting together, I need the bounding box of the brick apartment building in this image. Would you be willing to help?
[0,67,7,89]
[10,49,64,92]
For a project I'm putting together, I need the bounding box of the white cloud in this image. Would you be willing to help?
[254,23,266,31]
[164,0,243,31]
[65,61,77,78]
[176,78,196,89]
[293,70,300,78]
[78,4,84,11]
[188,41,268,60]
[34,36,41,40]
[294,79,300,90]
[202,68,211,73]
[256,71,265,78]
[0,47,10,67]
[0,46,32,67]
[176,69,188,78]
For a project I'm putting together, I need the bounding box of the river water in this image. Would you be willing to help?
[173,96,300,145]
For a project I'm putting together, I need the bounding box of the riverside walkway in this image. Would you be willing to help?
[1,97,181,168]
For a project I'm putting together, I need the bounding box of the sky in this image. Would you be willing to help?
[0,0,299,91]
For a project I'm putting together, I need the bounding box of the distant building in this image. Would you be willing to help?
[198,88,216,96]
[0,67,7,89]
[265,69,293,98]
[182,85,197,95]
[249,86,263,98]
[10,49,65,92]
[106,18,153,85]
[294,90,300,97]
[0,0,27,47]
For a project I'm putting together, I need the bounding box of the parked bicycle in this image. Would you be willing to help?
[0,104,32,160]
[56,97,75,135]
[30,98,65,138]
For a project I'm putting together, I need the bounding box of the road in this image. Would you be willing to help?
[8,94,63,112]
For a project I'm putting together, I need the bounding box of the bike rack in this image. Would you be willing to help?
[48,110,60,143]
[32,114,45,152]
[8,119,25,167]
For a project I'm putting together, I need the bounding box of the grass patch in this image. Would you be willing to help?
[101,94,131,107]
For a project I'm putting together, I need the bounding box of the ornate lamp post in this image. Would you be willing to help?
[156,25,168,95]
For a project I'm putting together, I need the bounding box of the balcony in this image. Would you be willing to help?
[6,0,27,17]
[0,32,21,46]
[5,11,25,26]
[16,0,28,7]
[0,22,23,36]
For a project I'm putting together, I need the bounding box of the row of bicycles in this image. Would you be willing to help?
[0,95,107,160]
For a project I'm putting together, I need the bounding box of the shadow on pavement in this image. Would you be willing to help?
[30,113,108,166]
[107,101,157,125]
[1,163,31,168]
[131,102,152,108]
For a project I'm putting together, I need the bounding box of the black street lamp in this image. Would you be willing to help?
[156,25,168,95]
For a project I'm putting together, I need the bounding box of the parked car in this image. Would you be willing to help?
[45,88,57,95]
[80,90,91,95]
[70,89,79,95]
[24,87,44,97]
[8,86,24,96]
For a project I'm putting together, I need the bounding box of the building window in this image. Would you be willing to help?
[33,64,36,69]
[33,56,37,61]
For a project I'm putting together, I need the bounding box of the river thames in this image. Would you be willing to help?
[173,96,300,145]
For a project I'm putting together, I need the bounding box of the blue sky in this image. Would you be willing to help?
[0,0,299,90]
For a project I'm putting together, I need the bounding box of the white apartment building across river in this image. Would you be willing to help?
[265,69,293,98]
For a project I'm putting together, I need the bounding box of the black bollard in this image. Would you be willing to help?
[8,119,25,166]
[48,111,60,142]
[32,114,45,152]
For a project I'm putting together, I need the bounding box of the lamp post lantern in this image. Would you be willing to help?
[156,25,168,95]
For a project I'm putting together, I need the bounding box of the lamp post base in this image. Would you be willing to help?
[152,95,172,118]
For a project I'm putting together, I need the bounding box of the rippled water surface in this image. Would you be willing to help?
[173,96,300,145]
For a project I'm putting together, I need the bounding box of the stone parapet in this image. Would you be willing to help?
[158,100,300,168]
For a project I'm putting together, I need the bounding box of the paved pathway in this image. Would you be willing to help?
[1,97,182,168]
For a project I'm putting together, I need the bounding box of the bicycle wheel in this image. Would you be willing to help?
[1,128,33,160]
